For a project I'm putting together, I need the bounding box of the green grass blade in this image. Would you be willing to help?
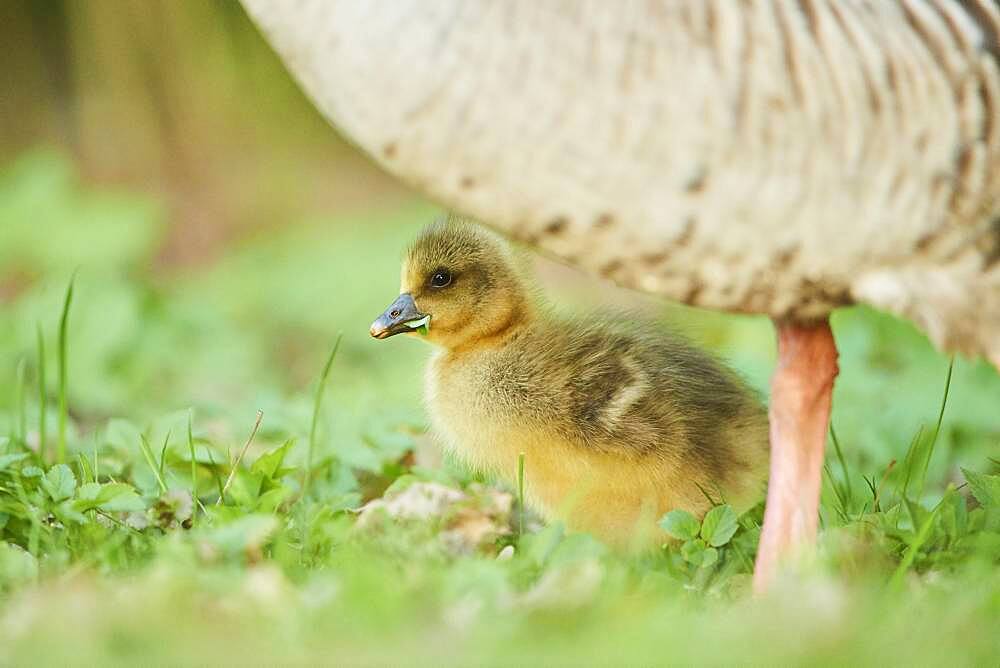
[14,357,27,448]
[862,475,876,499]
[916,357,954,498]
[77,451,94,485]
[830,424,852,508]
[900,425,924,501]
[823,462,849,522]
[187,411,207,520]
[57,273,76,463]
[889,495,946,589]
[303,333,343,501]
[217,410,263,506]
[36,323,47,463]
[139,434,168,494]
[159,429,171,480]
[863,475,879,513]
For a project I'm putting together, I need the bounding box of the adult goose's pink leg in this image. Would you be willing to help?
[753,320,839,594]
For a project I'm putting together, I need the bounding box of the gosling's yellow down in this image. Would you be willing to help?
[371,219,769,548]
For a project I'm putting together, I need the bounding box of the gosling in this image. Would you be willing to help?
[370,219,769,549]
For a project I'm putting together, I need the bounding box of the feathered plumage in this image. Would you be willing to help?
[373,220,769,548]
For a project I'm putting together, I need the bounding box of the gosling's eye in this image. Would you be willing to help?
[430,269,452,288]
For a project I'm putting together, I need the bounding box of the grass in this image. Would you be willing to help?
[0,151,998,665]
[13,358,25,449]
[218,409,263,505]
[137,433,169,495]
[304,334,343,502]
[35,324,46,463]
[56,273,75,464]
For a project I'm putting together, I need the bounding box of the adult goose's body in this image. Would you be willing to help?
[241,0,1000,589]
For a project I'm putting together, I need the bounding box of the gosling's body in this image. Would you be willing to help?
[428,316,769,548]
[372,220,769,548]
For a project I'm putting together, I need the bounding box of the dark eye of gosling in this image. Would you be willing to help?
[430,269,452,288]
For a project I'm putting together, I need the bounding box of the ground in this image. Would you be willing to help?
[0,151,999,666]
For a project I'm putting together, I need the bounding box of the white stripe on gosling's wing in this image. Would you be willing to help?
[600,356,648,429]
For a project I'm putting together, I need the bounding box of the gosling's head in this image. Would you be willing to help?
[370,218,533,350]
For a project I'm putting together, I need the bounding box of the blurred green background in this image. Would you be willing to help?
[1,3,999,665]
[1,1,432,461]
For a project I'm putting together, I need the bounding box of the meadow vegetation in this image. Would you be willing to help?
[2,3,999,663]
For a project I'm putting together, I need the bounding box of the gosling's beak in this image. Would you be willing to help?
[370,293,429,339]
